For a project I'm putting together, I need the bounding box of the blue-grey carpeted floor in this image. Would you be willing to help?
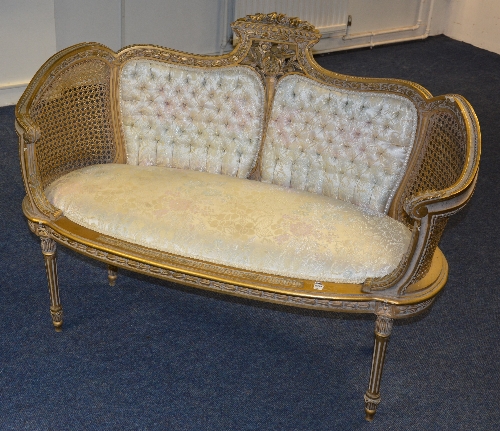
[1,35,499,430]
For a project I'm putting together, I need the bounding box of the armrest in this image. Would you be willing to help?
[16,43,119,221]
[404,171,478,220]
[16,116,63,221]
[405,95,480,220]
[364,95,480,295]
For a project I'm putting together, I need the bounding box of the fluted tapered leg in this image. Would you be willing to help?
[364,315,393,421]
[41,237,62,331]
[108,265,118,286]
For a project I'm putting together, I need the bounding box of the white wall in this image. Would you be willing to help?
[0,1,56,106]
[1,0,227,107]
[54,0,121,51]
[429,0,450,35]
[123,0,224,53]
[233,0,434,54]
[2,0,500,107]
[53,0,224,54]
[444,0,500,54]
[346,0,421,34]
[314,0,428,53]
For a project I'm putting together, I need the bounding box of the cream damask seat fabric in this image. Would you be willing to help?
[45,163,412,283]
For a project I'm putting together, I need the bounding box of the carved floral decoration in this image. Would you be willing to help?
[242,41,303,79]
[236,12,317,32]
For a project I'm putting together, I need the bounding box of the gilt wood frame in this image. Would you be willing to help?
[16,13,480,420]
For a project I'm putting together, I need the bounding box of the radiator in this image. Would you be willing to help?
[234,0,348,38]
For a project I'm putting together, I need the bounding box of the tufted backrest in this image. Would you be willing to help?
[119,60,265,178]
[261,75,418,214]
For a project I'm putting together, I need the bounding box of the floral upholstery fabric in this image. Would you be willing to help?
[45,164,412,283]
[120,61,265,178]
[262,75,418,213]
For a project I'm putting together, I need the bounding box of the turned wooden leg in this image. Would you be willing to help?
[364,315,393,421]
[40,237,63,331]
[108,264,118,286]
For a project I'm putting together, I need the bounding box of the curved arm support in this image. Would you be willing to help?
[407,95,480,220]
[363,95,480,295]
[405,170,478,220]
[15,42,117,222]
[16,117,63,221]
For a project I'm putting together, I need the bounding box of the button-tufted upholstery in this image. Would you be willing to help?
[262,76,418,214]
[120,61,265,178]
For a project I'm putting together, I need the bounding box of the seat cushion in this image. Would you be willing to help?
[45,164,412,283]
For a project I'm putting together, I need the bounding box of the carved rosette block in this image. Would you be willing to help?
[50,305,63,332]
[375,315,394,337]
[365,314,394,421]
[40,236,56,255]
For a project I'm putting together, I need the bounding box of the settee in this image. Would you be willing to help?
[16,13,480,420]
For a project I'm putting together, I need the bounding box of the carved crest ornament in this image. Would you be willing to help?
[241,41,303,79]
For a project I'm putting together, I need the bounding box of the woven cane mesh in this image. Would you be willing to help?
[31,59,115,189]
[398,108,467,282]
[411,215,449,284]
[398,109,467,226]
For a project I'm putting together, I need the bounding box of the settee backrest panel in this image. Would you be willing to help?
[119,60,265,178]
[261,75,418,214]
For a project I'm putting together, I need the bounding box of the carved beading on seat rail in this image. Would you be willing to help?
[26,220,436,319]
